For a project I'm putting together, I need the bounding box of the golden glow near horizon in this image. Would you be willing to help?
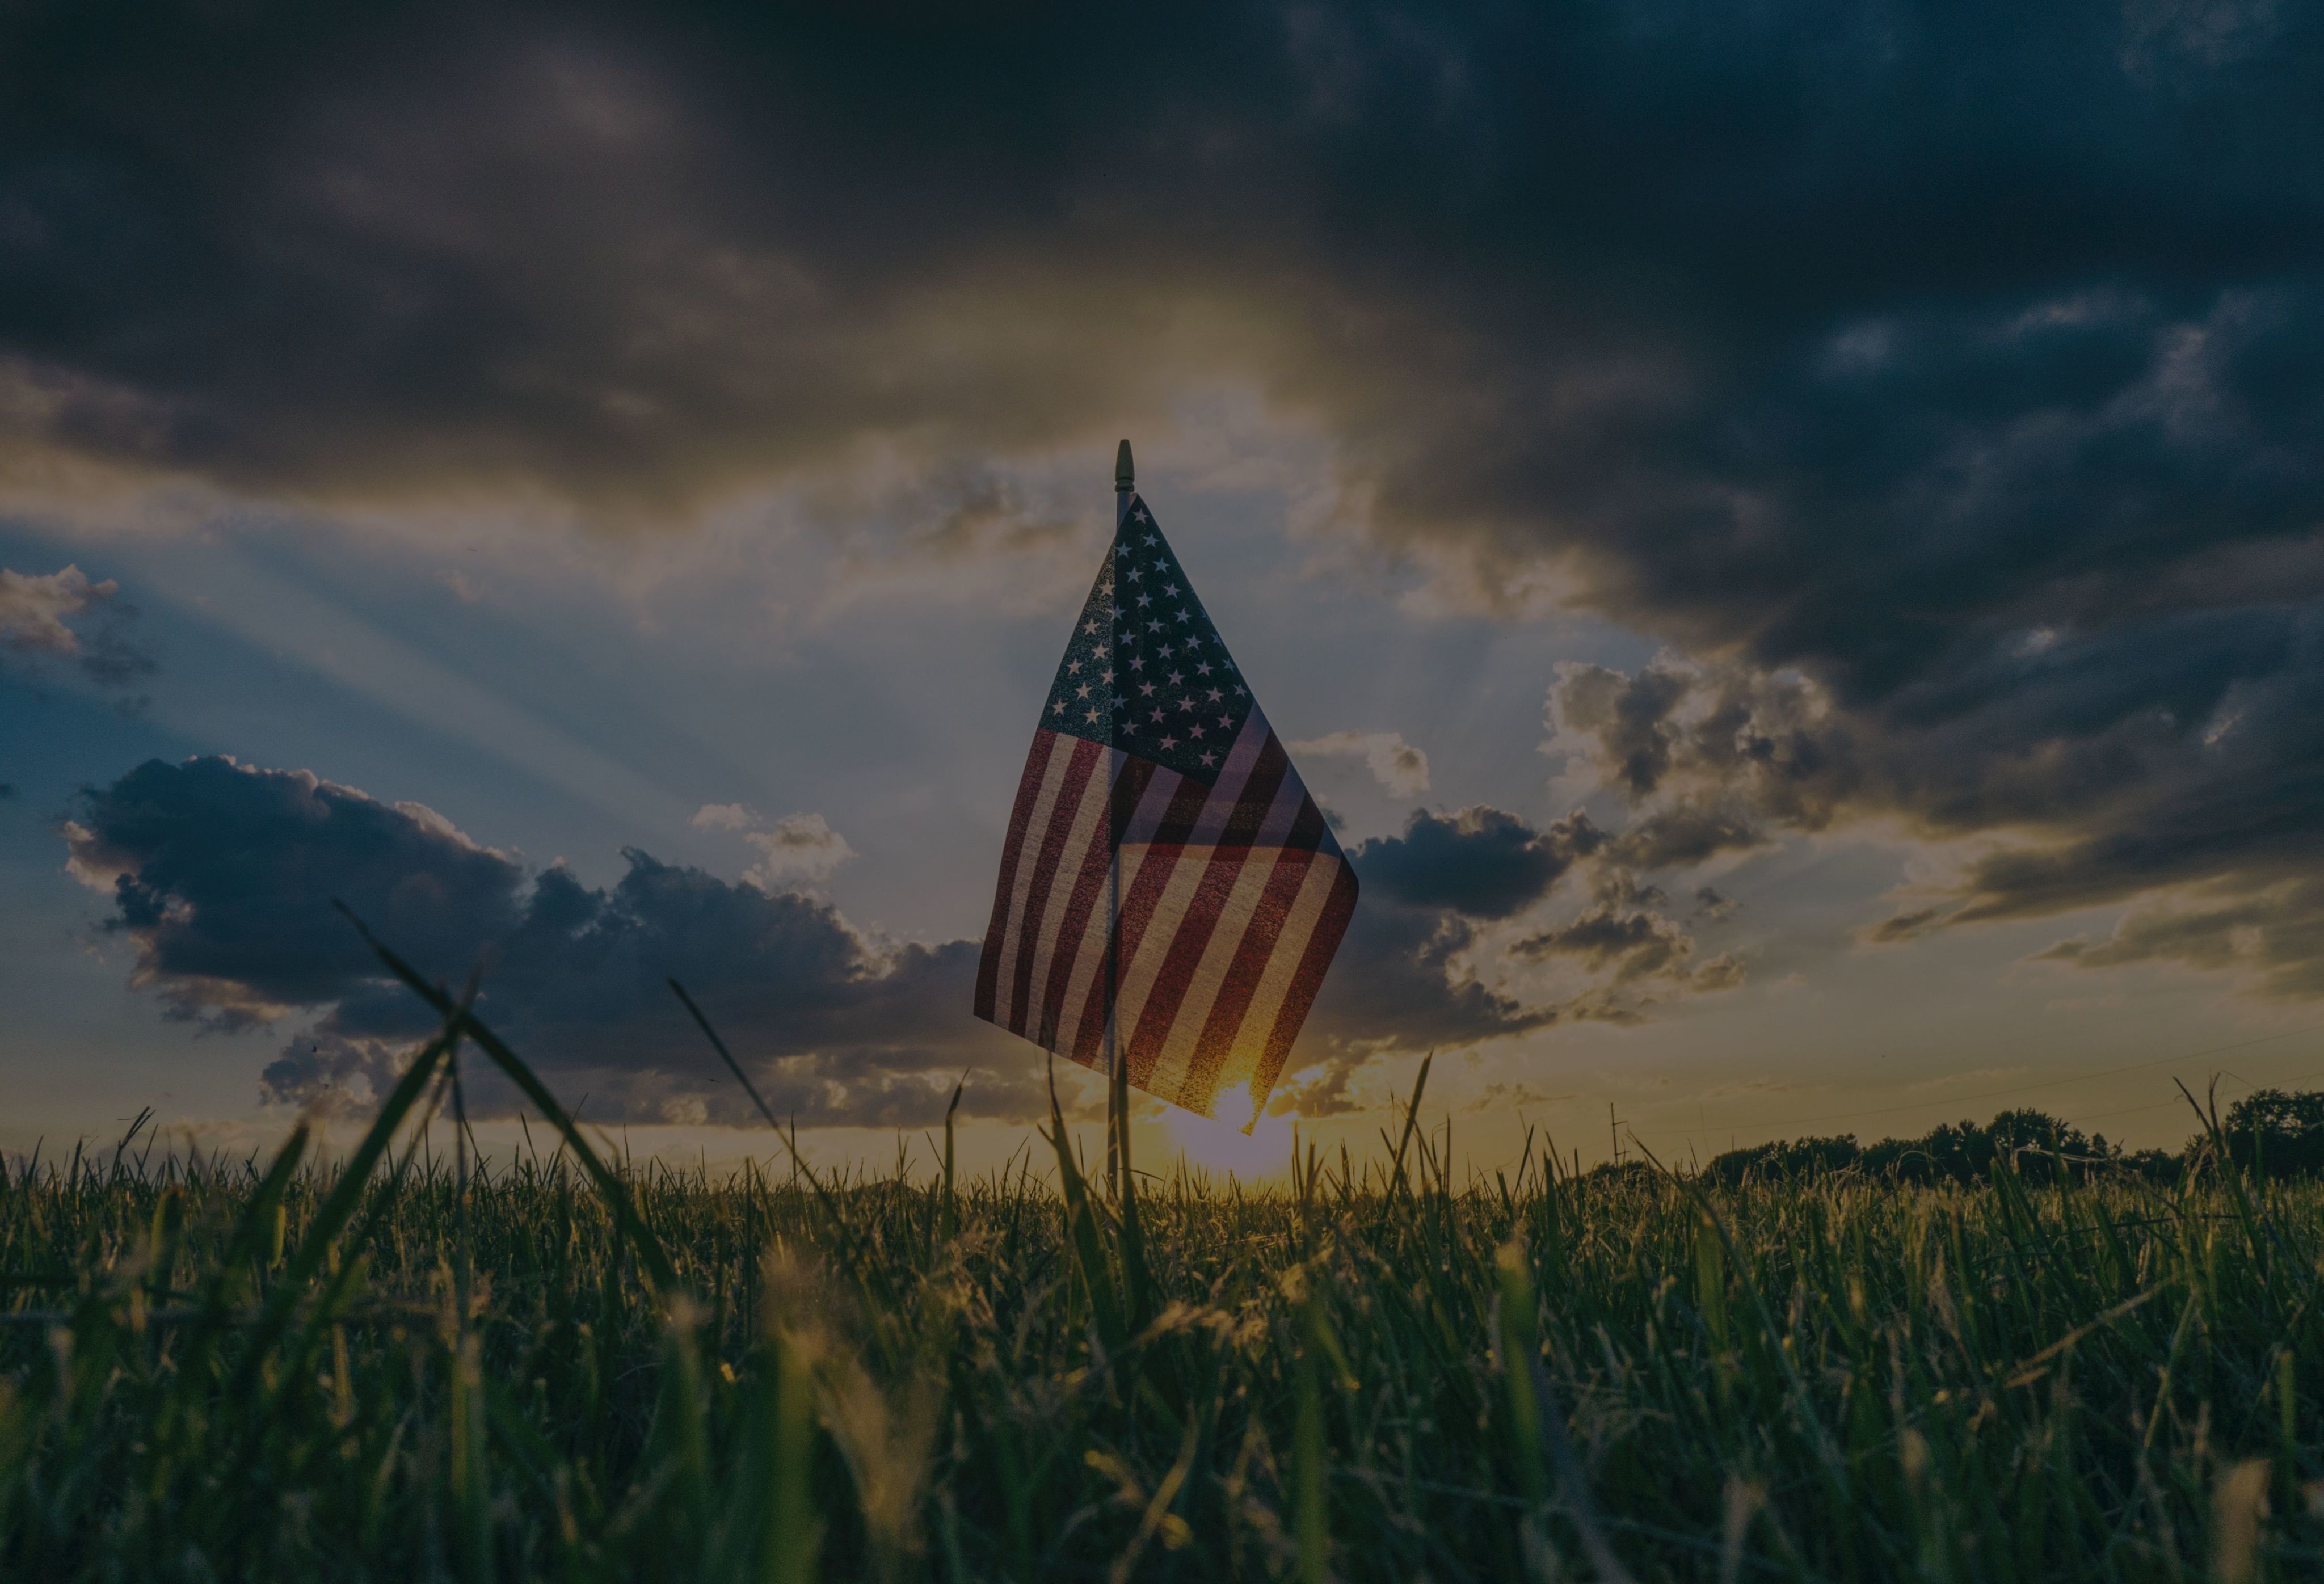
[1162,1103,1295,1180]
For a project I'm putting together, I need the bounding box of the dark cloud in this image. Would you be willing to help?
[12,3,2324,993]
[72,762,1756,1124]
[1352,805,1601,920]
[66,756,1032,1125]
[1607,801,1768,872]
[1515,867,1745,996]
[1270,806,1743,1112]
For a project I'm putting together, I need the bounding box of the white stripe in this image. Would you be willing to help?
[990,735,1077,1033]
[1049,761,1185,1058]
[1140,772,1308,1101]
[1186,711,1273,845]
[1212,854,1346,1105]
[1015,748,1112,1034]
[1109,837,1215,1056]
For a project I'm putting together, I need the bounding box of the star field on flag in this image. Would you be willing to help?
[974,491,1359,1127]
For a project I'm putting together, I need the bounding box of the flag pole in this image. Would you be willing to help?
[1107,438,1134,1200]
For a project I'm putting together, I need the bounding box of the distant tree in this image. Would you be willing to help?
[1987,1108,2092,1182]
[2116,1148,2184,1185]
[2219,1088,2324,1178]
[1706,1135,1859,1185]
[1857,1110,2090,1185]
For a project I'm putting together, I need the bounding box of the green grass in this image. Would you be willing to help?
[3,978,2322,1579]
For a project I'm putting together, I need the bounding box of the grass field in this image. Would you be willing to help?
[5,975,2322,1580]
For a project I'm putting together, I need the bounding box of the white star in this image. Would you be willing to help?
[1136,593,1151,606]
[1198,664,1214,678]
[1076,683,1091,698]
[1083,618,1100,635]
[1158,644,1173,659]
[1206,688,1222,701]
[1102,669,1115,684]
[1167,670,1184,685]
[1143,534,1157,546]
[1085,708,1101,723]
[1051,701,1066,714]
[1146,619,1163,633]
[1067,659,1082,675]
[1150,707,1165,723]
[1233,684,1247,696]
[1161,583,1178,596]
[1199,751,1217,768]
[1218,714,1232,728]
[1126,567,1142,582]
[1139,681,1156,696]
[1160,735,1176,749]
[1177,696,1194,711]
[1174,607,1189,621]
[1099,580,1113,596]
[1092,645,1108,660]
[1134,507,1150,521]
[1129,656,1144,671]
[1189,725,1205,739]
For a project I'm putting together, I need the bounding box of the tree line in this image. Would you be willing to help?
[1696,1087,2324,1186]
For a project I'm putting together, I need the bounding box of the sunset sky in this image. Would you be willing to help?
[6,2,2324,1174]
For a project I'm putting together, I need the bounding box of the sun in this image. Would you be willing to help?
[1161,1102,1296,1181]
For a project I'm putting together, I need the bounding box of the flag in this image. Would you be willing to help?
[973,486,1358,1127]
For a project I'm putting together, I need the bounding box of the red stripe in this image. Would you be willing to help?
[975,730,1063,1022]
[1032,755,1157,1049]
[1248,860,1359,1115]
[1121,844,1259,1086]
[1176,843,1324,1111]
[1215,735,1291,846]
[1004,735,1102,1033]
[1118,740,1292,1082]
[1063,770,1214,1069]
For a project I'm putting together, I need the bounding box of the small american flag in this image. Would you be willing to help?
[974,486,1357,1127]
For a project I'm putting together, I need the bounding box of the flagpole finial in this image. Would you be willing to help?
[1114,439,1134,494]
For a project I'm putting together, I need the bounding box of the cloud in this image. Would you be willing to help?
[1290,730,1431,798]
[71,760,1758,1126]
[694,803,858,888]
[2034,877,2324,1000]
[0,563,152,691]
[1865,908,1946,946]
[1542,631,2324,1000]
[1350,805,1601,921]
[1,564,103,655]
[1513,867,1749,997]
[67,757,1024,1125]
[1274,804,1745,1110]
[14,3,2324,1000]
[690,802,753,832]
[741,813,856,889]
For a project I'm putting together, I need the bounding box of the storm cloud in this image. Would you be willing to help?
[1272,806,1742,1112]
[66,761,1741,1123]
[65,757,1022,1125]
[14,3,2324,997]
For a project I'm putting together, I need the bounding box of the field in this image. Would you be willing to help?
[5,991,2322,1581]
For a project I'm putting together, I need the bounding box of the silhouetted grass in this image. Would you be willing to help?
[4,967,2321,1579]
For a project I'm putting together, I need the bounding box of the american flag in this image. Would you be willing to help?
[974,489,1357,1127]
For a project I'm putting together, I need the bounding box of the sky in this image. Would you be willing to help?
[6,1,2324,1177]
